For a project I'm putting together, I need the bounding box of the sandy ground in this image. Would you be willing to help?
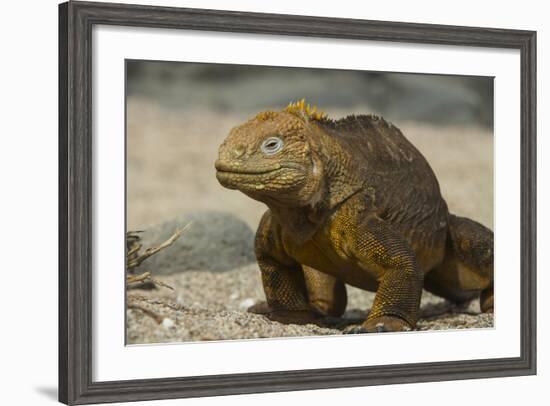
[127,265,493,344]
[126,97,494,344]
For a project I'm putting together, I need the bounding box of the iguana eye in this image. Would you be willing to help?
[261,137,284,155]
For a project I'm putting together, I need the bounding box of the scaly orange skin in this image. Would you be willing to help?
[216,101,493,332]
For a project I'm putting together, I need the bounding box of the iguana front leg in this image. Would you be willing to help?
[347,215,424,333]
[249,211,319,324]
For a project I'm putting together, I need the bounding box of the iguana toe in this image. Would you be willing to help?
[343,316,412,334]
[248,301,321,325]
[342,324,369,334]
[363,316,412,332]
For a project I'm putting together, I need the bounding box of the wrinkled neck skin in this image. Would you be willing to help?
[267,125,364,243]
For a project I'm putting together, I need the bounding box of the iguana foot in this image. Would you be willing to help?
[343,316,412,334]
[342,324,369,334]
[248,301,321,325]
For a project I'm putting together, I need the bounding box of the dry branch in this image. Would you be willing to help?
[127,271,175,291]
[126,223,191,270]
[125,223,191,292]
[127,302,164,324]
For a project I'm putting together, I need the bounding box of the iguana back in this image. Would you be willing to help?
[318,114,449,267]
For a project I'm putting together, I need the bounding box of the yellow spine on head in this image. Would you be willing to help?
[284,98,328,121]
[255,111,278,121]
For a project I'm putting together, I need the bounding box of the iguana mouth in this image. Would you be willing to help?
[214,160,282,175]
[216,167,282,176]
[215,161,304,175]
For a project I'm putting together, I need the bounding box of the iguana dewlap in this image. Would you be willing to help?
[215,100,493,333]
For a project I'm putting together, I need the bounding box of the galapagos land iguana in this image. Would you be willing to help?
[215,99,494,333]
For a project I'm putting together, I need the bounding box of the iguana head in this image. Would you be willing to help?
[215,100,329,207]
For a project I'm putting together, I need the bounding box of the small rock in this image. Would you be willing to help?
[134,211,256,274]
[162,318,175,329]
[239,298,255,310]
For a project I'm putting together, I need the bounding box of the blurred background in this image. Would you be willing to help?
[127,61,493,128]
[126,60,494,233]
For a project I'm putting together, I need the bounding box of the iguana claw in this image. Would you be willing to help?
[342,316,412,334]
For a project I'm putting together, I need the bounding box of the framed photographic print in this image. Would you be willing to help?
[59,1,536,404]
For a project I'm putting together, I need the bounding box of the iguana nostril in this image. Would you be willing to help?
[232,145,246,158]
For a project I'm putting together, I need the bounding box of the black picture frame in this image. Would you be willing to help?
[59,1,537,404]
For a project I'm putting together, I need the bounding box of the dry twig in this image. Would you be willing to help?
[125,223,191,292]
[125,224,191,325]
[127,271,175,291]
[126,223,191,270]
[127,302,164,324]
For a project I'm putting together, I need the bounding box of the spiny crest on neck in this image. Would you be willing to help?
[284,99,327,121]
[285,98,328,121]
[254,98,332,123]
